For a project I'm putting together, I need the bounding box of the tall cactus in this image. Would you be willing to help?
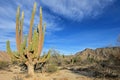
[6,2,50,76]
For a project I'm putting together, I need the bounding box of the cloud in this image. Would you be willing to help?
[0,0,116,52]
[0,0,63,50]
[41,0,115,21]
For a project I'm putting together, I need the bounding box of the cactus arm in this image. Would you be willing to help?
[6,40,12,56]
[37,23,46,58]
[42,23,46,46]
[37,7,44,57]
[20,11,24,43]
[19,36,27,60]
[32,29,39,58]
[16,6,20,52]
[6,40,19,61]
[28,2,36,46]
[38,50,51,63]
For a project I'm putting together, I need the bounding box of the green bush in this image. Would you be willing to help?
[74,56,81,63]
[46,64,58,73]
[70,56,81,65]
[87,57,95,63]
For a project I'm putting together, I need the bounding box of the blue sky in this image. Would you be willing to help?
[0,0,120,55]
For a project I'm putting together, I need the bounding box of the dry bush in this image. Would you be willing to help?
[46,64,58,73]
[0,61,9,69]
[46,49,63,66]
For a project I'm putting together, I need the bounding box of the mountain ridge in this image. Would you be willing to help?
[75,47,120,61]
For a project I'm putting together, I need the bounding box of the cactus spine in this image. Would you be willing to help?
[6,2,50,76]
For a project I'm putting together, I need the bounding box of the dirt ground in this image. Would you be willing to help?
[0,69,98,80]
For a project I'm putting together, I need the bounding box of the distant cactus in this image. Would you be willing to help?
[6,2,50,76]
[6,40,12,55]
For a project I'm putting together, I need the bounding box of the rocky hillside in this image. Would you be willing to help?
[0,51,11,62]
[75,47,120,61]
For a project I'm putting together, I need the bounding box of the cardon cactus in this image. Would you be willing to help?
[6,2,50,76]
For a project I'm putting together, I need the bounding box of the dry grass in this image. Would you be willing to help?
[12,75,23,80]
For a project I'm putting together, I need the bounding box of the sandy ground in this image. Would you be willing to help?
[0,69,97,80]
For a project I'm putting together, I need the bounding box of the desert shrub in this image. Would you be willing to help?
[108,54,120,66]
[47,49,63,66]
[0,61,9,69]
[73,56,81,63]
[69,56,81,65]
[46,64,58,73]
[87,57,95,63]
[63,59,71,65]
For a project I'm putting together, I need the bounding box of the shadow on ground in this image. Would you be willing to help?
[68,63,120,80]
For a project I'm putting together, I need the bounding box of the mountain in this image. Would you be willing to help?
[75,47,120,61]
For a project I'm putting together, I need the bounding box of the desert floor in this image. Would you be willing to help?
[0,69,101,80]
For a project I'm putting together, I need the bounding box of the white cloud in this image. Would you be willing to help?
[0,0,64,50]
[0,0,116,52]
[41,0,115,21]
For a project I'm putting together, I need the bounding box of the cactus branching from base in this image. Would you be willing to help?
[6,2,50,76]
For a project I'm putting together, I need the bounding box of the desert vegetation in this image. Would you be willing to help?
[0,47,120,80]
